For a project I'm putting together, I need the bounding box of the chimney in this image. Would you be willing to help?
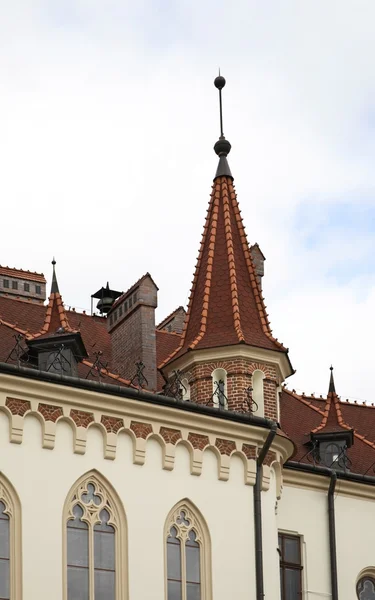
[250,243,265,289]
[108,273,158,391]
[157,306,186,334]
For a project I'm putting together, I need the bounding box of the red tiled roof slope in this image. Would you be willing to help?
[0,266,46,283]
[161,176,287,367]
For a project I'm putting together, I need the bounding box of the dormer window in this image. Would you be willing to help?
[311,430,353,472]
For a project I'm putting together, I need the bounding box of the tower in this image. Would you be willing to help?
[160,75,294,419]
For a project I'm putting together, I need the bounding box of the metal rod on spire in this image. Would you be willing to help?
[215,70,225,138]
[213,72,232,179]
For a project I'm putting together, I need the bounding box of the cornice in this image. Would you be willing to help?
[162,344,293,382]
[283,467,375,501]
[0,372,293,488]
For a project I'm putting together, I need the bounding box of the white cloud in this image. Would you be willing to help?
[0,0,374,402]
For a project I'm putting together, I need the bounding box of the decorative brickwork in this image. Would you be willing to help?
[130,420,153,439]
[183,358,279,419]
[5,397,31,416]
[188,432,210,450]
[38,403,63,422]
[100,415,124,434]
[70,409,94,428]
[263,450,277,467]
[215,438,236,456]
[159,427,182,445]
[242,443,257,459]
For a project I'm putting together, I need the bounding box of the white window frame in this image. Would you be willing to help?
[0,473,22,600]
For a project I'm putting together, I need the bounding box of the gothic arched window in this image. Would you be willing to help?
[0,474,21,600]
[165,501,212,600]
[64,472,127,600]
[357,576,375,599]
[211,368,228,410]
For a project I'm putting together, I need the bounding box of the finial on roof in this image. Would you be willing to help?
[51,257,60,294]
[213,72,233,180]
[328,365,336,394]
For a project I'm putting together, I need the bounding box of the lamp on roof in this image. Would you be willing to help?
[91,283,122,315]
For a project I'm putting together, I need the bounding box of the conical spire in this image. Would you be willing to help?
[213,74,232,180]
[328,365,336,394]
[51,258,59,294]
[160,78,291,370]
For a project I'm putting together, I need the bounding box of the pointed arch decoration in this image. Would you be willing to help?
[164,499,212,600]
[63,470,128,600]
[0,473,22,600]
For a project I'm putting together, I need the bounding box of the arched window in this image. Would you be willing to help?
[64,472,127,600]
[211,368,227,410]
[357,574,375,599]
[0,474,21,600]
[252,370,265,417]
[165,500,212,600]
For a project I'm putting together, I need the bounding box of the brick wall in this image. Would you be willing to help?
[177,358,278,419]
[109,275,157,390]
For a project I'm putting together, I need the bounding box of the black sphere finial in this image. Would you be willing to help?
[214,75,226,90]
[52,257,56,266]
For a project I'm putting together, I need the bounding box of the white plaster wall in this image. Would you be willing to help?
[277,484,331,599]
[262,468,281,599]
[0,412,258,600]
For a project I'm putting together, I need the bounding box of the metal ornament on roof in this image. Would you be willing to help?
[211,379,228,410]
[241,385,259,414]
[46,344,71,373]
[6,334,29,366]
[163,370,187,401]
[130,361,148,389]
[85,351,109,382]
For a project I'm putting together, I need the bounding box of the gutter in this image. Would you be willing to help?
[0,362,275,430]
[254,421,278,600]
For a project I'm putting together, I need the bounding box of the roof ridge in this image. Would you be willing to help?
[230,184,287,351]
[282,388,325,415]
[0,318,33,339]
[311,391,352,434]
[223,177,244,342]
[156,329,182,338]
[81,359,135,388]
[32,292,73,338]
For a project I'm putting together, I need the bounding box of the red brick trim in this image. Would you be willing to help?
[100,415,124,434]
[70,409,94,428]
[187,433,210,450]
[5,397,31,416]
[159,427,182,445]
[215,438,236,456]
[38,403,63,422]
[130,421,153,439]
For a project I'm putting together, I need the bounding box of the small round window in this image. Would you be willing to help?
[357,576,375,599]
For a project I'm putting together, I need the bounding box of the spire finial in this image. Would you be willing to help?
[51,257,60,294]
[328,365,336,394]
[213,72,232,179]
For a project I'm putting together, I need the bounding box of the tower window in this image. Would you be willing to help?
[319,440,349,471]
[24,283,30,292]
[12,281,18,290]
[35,285,41,295]
[211,368,228,410]
[3,279,9,288]
[278,533,302,600]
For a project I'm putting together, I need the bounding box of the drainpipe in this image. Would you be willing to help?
[254,421,277,600]
[328,471,338,600]
[286,462,339,600]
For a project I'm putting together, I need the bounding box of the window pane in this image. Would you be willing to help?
[187,582,201,600]
[167,540,181,581]
[67,527,89,567]
[95,569,115,600]
[67,566,89,600]
[0,516,10,560]
[0,558,10,599]
[94,530,115,570]
[284,568,301,599]
[284,537,300,564]
[186,546,200,583]
[168,579,182,600]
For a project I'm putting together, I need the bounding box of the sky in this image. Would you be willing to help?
[1,1,375,402]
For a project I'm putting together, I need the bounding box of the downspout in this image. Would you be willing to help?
[286,462,339,600]
[328,471,338,600]
[254,421,277,600]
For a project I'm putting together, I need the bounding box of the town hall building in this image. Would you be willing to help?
[0,76,374,600]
